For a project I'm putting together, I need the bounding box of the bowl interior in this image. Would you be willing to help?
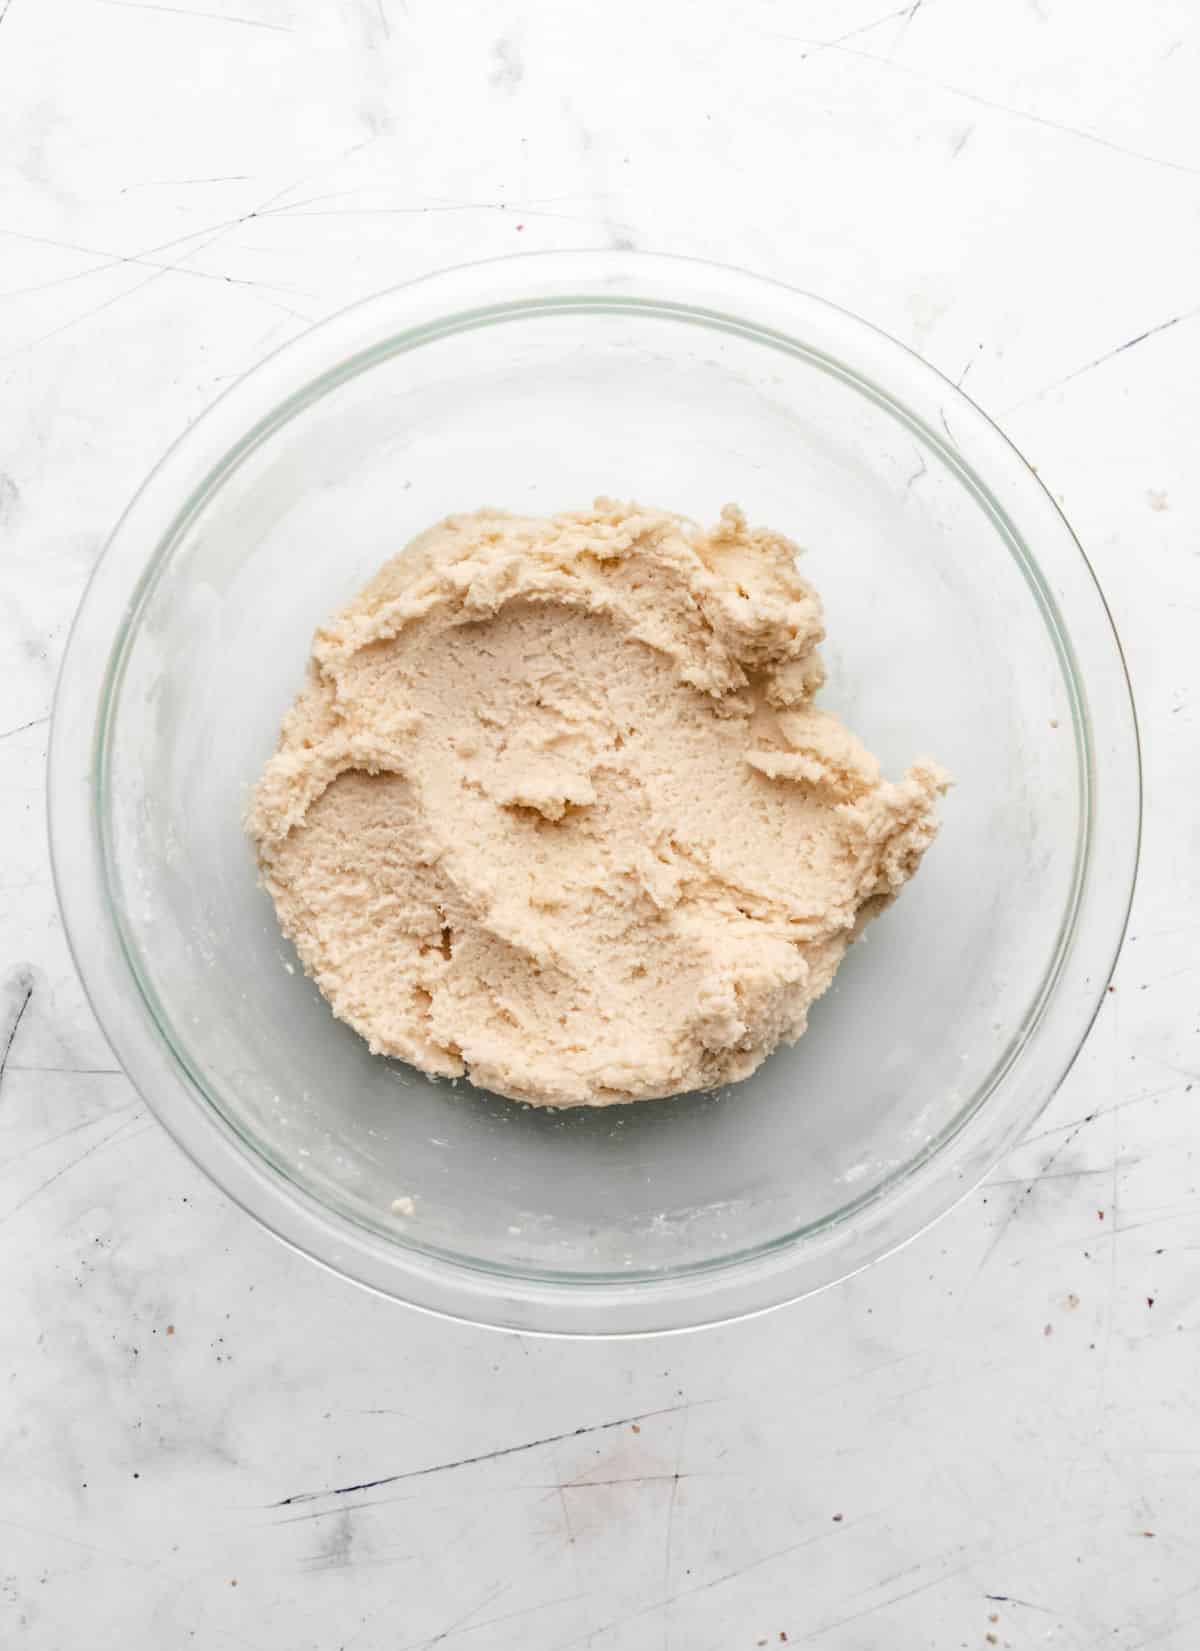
[100,297,1082,1284]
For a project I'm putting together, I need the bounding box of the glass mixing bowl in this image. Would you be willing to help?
[49,252,1140,1335]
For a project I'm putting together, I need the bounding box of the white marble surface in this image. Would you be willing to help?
[2,1,1198,1645]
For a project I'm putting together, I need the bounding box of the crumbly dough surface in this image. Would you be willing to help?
[247,502,947,1107]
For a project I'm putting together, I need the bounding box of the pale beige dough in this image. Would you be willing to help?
[247,502,947,1107]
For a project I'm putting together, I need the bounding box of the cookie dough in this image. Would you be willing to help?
[247,502,947,1107]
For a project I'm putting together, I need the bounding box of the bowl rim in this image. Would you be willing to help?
[48,249,1142,1336]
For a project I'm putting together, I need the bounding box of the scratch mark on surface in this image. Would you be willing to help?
[985,1167,1108,1187]
[256,185,612,214]
[271,1494,420,1529]
[534,1472,716,1490]
[806,42,1200,176]
[555,1478,577,1558]
[235,186,362,214]
[5,152,361,298]
[265,198,638,235]
[0,0,14,25]
[809,1555,1016,1639]
[972,1116,1097,1276]
[949,124,974,159]
[0,1114,153,1226]
[339,1586,409,1651]
[1021,1109,1102,1149]
[756,4,921,62]
[1124,1604,1200,1651]
[550,1527,846,1651]
[661,1408,687,1651]
[7,263,175,357]
[877,1372,970,1408]
[0,1514,157,1571]
[808,1512,1109,1651]
[803,1348,924,1406]
[246,292,316,325]
[406,1584,508,1651]
[0,976,34,1096]
[1002,307,1200,413]
[4,172,324,357]
[888,0,924,57]
[905,453,927,490]
[984,1594,1058,1614]
[0,1100,141,1172]
[119,175,251,193]
[0,715,49,742]
[1017,1078,1186,1148]
[0,223,305,303]
[1139,1052,1200,1084]
[96,0,294,31]
[1111,1207,1200,1239]
[271,1401,710,1507]
[422,1590,588,1647]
